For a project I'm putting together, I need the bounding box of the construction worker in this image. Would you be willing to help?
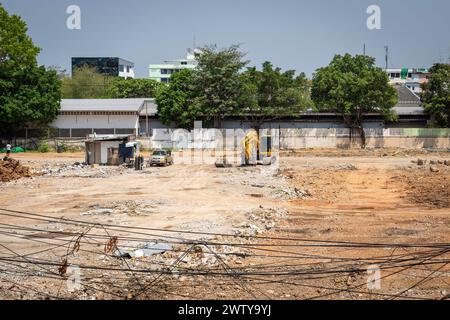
[4,143,12,160]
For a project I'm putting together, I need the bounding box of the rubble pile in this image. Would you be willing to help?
[234,206,287,236]
[39,162,89,175]
[81,199,168,216]
[38,162,127,178]
[0,158,32,182]
[411,158,450,173]
[272,186,311,200]
[394,162,450,208]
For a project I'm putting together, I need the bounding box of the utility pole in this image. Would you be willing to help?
[384,46,389,71]
[363,44,366,56]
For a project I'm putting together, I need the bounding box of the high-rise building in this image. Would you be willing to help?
[72,57,135,79]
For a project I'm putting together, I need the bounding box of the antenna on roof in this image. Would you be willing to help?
[384,45,389,71]
[363,43,366,56]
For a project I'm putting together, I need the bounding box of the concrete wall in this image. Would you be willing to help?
[148,127,450,150]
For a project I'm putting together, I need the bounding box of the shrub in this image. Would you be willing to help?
[37,143,50,153]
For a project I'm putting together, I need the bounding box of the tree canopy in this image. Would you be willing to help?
[192,45,249,127]
[311,54,397,147]
[0,4,61,137]
[421,63,450,127]
[155,69,200,129]
[239,61,312,128]
[62,66,111,99]
[107,78,162,99]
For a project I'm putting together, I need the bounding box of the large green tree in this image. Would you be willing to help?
[155,69,200,129]
[192,44,248,127]
[421,63,450,127]
[240,61,312,130]
[62,66,111,99]
[107,78,162,98]
[311,54,397,148]
[0,4,61,138]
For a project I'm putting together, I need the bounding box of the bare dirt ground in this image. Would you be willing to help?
[0,149,449,300]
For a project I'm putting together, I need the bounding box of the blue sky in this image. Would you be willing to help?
[2,0,450,78]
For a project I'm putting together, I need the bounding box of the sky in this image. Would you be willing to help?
[2,0,450,78]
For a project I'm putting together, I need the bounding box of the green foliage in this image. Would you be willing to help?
[239,61,312,127]
[106,78,163,98]
[311,54,398,147]
[37,143,50,153]
[421,64,450,127]
[155,69,200,129]
[62,66,111,98]
[0,4,62,137]
[0,4,40,70]
[192,44,249,127]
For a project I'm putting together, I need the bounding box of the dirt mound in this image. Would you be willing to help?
[0,158,32,182]
[394,167,450,208]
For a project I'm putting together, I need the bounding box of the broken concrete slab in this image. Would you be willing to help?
[113,242,173,259]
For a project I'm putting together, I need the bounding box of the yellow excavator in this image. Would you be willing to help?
[215,130,274,167]
[242,130,273,166]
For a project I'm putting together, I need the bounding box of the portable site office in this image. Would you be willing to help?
[84,135,138,165]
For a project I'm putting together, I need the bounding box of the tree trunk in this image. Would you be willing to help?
[357,125,366,149]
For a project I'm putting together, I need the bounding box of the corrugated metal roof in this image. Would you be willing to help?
[61,99,153,112]
[393,85,424,115]
[139,100,158,116]
[395,85,421,103]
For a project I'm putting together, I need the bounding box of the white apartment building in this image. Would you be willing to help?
[149,49,199,83]
[386,68,430,93]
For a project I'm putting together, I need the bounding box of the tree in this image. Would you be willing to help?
[106,78,163,98]
[421,63,450,127]
[311,54,397,148]
[0,4,61,138]
[240,61,312,131]
[155,69,200,129]
[192,44,249,127]
[62,66,111,99]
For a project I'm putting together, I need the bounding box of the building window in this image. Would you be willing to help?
[181,61,187,65]
[127,66,131,73]
[161,78,170,83]
[119,65,125,72]
[161,69,168,74]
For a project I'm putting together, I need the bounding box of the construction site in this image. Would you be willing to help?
[1,0,450,306]
[0,144,449,300]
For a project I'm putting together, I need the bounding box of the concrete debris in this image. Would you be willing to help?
[81,208,114,216]
[234,207,286,236]
[251,183,265,188]
[261,156,276,166]
[273,187,311,200]
[335,164,358,170]
[430,166,440,173]
[215,158,232,168]
[80,200,166,216]
[114,242,173,259]
[417,159,426,166]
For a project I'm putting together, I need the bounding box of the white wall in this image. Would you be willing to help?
[52,114,139,130]
[100,141,121,164]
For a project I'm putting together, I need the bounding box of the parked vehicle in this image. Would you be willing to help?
[149,150,173,166]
